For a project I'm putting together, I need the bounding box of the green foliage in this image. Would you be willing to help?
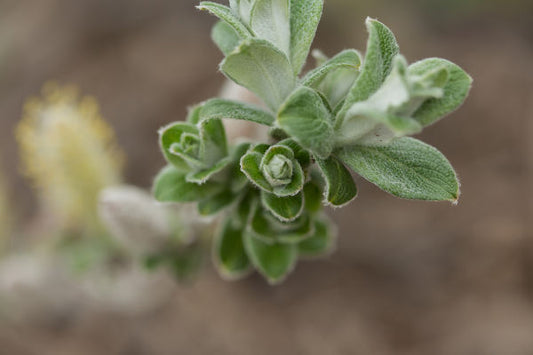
[153,0,472,284]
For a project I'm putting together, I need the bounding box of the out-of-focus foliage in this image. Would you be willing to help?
[16,83,124,231]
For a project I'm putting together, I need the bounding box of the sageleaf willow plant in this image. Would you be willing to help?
[153,0,472,284]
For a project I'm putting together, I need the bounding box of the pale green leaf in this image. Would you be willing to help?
[336,137,460,201]
[409,58,473,126]
[243,231,298,284]
[261,190,304,222]
[289,0,323,75]
[199,98,275,126]
[250,0,290,56]
[153,165,221,202]
[197,2,252,38]
[221,38,296,111]
[214,218,251,279]
[211,20,241,55]
[302,49,361,88]
[277,86,334,159]
[315,155,358,207]
[338,18,399,121]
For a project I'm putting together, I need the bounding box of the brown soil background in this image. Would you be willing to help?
[0,0,533,354]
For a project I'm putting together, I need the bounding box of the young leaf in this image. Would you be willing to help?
[199,118,228,166]
[153,165,221,202]
[338,18,399,122]
[243,231,298,284]
[260,190,304,222]
[289,0,323,75]
[336,137,460,201]
[159,122,200,171]
[240,144,305,197]
[186,156,232,184]
[277,86,334,159]
[211,20,241,55]
[298,217,337,258]
[250,0,291,56]
[221,38,296,111]
[199,98,275,126]
[214,218,252,279]
[408,58,473,127]
[249,205,314,244]
[315,155,358,207]
[302,49,361,88]
[197,1,252,38]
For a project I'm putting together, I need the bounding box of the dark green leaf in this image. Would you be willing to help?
[298,216,336,257]
[243,231,298,284]
[261,190,304,222]
[315,155,358,207]
[214,218,251,279]
[153,165,221,202]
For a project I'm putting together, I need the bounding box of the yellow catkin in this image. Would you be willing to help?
[16,82,125,229]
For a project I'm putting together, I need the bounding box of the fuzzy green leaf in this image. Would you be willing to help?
[153,166,221,202]
[298,217,336,257]
[211,20,241,55]
[250,0,290,56]
[159,122,202,171]
[186,157,232,184]
[214,218,251,279]
[277,138,311,168]
[277,86,334,159]
[302,49,361,88]
[303,49,362,108]
[337,137,460,201]
[221,38,296,111]
[244,231,298,284]
[199,98,275,126]
[240,151,273,191]
[409,58,473,126]
[335,56,433,146]
[240,144,305,197]
[338,18,399,121]
[199,118,228,166]
[198,2,252,38]
[289,0,323,75]
[249,205,314,244]
[261,190,304,222]
[315,155,358,207]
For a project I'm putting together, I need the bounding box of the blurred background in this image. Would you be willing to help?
[0,0,532,354]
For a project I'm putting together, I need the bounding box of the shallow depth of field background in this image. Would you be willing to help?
[1,0,533,354]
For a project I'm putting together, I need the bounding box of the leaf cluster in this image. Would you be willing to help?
[153,0,472,284]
